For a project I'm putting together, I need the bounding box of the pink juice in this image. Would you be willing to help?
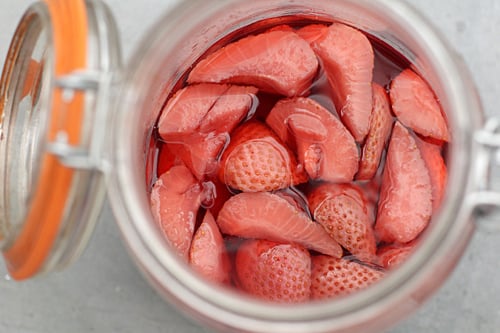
[145,17,448,303]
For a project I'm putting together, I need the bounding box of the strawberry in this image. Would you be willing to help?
[158,83,257,179]
[188,30,319,97]
[375,122,432,243]
[308,183,377,262]
[357,83,394,180]
[266,97,359,183]
[389,69,449,141]
[217,192,343,258]
[219,120,307,192]
[296,24,328,44]
[306,23,374,142]
[235,239,311,303]
[150,165,201,260]
[189,211,231,284]
[158,83,229,140]
[167,133,227,179]
[311,255,384,300]
[415,136,447,212]
[377,242,415,270]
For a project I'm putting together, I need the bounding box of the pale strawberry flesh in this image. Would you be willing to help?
[357,83,394,180]
[188,30,319,97]
[217,192,343,258]
[390,69,449,141]
[415,136,448,212]
[266,97,359,182]
[158,84,257,179]
[150,165,201,260]
[307,23,374,142]
[377,243,415,270]
[189,211,231,284]
[375,122,432,243]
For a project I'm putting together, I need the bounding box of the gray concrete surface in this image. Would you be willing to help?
[0,0,499,332]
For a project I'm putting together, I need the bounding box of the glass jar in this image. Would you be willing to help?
[0,0,496,332]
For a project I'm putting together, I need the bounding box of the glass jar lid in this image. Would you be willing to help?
[0,0,121,280]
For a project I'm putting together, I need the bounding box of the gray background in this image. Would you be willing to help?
[0,0,499,332]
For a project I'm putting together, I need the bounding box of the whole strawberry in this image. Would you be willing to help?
[235,239,311,303]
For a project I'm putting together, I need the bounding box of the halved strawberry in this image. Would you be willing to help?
[189,211,231,284]
[307,23,374,142]
[296,24,328,44]
[415,136,447,212]
[188,30,318,97]
[311,255,384,300]
[266,24,295,33]
[217,192,343,258]
[150,165,201,260]
[357,83,394,180]
[159,84,257,179]
[389,69,449,141]
[308,183,377,262]
[375,122,432,243]
[235,239,311,303]
[377,242,415,270]
[167,133,227,179]
[219,120,307,192]
[158,83,229,140]
[199,85,259,133]
[266,97,359,182]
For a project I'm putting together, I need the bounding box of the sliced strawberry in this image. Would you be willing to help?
[415,136,447,212]
[375,122,432,243]
[308,183,377,262]
[235,239,311,303]
[159,84,257,179]
[158,83,229,140]
[217,192,343,257]
[377,242,415,270]
[266,97,359,182]
[311,255,384,300]
[266,24,295,33]
[296,24,328,44]
[219,121,307,192]
[150,165,201,260]
[357,83,394,180]
[390,69,449,141]
[307,23,374,142]
[188,30,318,97]
[168,132,228,179]
[189,211,231,284]
[199,85,259,133]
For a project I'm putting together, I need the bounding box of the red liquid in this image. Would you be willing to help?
[146,16,447,303]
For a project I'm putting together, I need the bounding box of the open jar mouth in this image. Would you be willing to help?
[108,0,483,332]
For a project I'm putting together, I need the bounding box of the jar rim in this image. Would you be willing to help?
[108,0,483,331]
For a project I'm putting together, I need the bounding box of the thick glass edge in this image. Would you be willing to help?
[108,0,483,332]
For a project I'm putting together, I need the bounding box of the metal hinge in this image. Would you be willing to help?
[46,70,113,173]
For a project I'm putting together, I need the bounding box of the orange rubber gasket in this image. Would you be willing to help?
[3,0,88,279]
